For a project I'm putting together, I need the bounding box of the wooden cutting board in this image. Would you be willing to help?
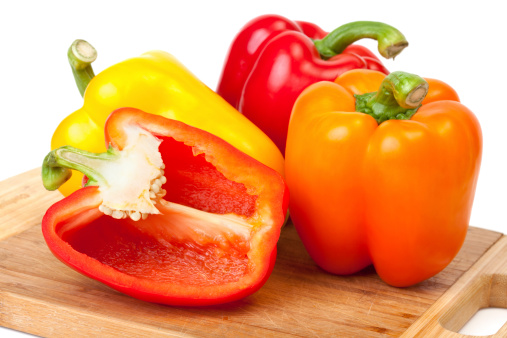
[0,169,506,337]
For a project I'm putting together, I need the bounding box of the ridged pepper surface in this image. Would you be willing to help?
[285,69,481,287]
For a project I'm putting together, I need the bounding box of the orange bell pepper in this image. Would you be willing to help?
[285,69,482,287]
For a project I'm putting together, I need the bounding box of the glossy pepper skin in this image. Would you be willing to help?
[285,69,481,287]
[42,108,289,306]
[53,40,284,196]
[217,15,408,154]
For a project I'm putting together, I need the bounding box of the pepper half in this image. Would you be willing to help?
[42,108,289,306]
[53,40,284,196]
[217,15,408,154]
[285,69,481,287]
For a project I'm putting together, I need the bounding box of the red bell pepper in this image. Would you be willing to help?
[41,108,289,306]
[217,15,408,154]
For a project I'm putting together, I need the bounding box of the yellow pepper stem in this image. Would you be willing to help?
[68,39,97,97]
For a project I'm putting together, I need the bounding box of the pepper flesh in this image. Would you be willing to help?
[285,69,481,287]
[42,108,289,306]
[217,15,407,154]
[53,43,284,196]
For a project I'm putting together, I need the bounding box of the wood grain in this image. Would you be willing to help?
[0,168,61,241]
[403,235,507,337]
[0,169,504,337]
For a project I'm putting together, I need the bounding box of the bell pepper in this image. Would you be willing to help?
[42,107,289,306]
[285,69,481,287]
[53,39,284,196]
[216,15,408,154]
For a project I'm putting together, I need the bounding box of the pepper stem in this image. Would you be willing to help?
[355,71,428,124]
[313,21,408,60]
[68,39,97,97]
[42,146,119,191]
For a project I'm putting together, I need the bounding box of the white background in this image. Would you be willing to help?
[0,1,506,336]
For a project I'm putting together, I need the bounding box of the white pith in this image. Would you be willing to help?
[97,125,167,220]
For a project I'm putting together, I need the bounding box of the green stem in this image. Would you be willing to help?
[68,39,97,97]
[355,71,428,124]
[42,146,119,191]
[313,21,408,60]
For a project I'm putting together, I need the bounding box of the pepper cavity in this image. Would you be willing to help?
[43,117,257,248]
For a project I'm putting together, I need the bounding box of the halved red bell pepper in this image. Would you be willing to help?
[217,15,408,154]
[41,108,289,306]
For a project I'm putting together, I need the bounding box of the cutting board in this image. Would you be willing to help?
[0,169,506,337]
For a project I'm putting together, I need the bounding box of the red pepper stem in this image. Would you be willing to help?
[355,71,428,124]
[68,39,97,97]
[313,21,408,60]
[42,145,119,191]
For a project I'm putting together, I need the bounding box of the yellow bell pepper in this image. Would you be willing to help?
[53,40,284,196]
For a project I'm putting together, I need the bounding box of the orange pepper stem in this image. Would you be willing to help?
[355,71,428,124]
[313,21,408,60]
[68,39,97,97]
